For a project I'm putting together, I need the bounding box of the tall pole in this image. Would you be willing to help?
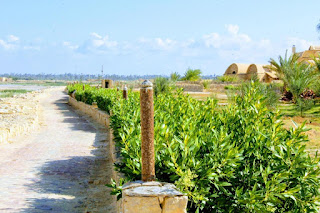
[101,65,104,79]
[140,80,155,182]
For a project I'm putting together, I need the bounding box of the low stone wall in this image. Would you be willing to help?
[68,96,116,166]
[0,91,44,144]
[68,97,109,127]
[176,82,204,92]
[68,96,121,212]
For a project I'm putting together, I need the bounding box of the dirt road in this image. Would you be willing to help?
[0,88,116,212]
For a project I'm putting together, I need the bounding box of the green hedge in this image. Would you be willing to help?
[67,83,320,212]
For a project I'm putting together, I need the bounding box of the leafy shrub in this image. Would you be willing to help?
[67,83,320,212]
[295,98,314,117]
[153,77,174,97]
[216,75,239,82]
[201,80,211,89]
[170,72,181,82]
[224,85,235,90]
[236,81,281,110]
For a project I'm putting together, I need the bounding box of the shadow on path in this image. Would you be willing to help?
[22,92,116,213]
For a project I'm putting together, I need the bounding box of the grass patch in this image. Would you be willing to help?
[279,101,320,118]
[282,117,320,156]
[280,101,320,154]
[0,89,29,98]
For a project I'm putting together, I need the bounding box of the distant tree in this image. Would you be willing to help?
[153,77,173,97]
[170,72,181,81]
[181,68,202,81]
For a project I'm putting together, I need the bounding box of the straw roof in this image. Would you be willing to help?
[265,71,278,79]
[224,63,250,75]
[309,46,320,50]
[297,46,320,62]
[247,64,269,74]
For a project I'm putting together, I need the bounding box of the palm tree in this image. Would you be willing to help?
[312,54,320,72]
[268,51,299,80]
[285,62,317,101]
[267,51,300,91]
[170,72,181,82]
[181,68,202,81]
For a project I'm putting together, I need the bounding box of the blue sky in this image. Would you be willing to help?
[0,0,319,76]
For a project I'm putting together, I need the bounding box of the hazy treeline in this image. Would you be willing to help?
[1,73,217,81]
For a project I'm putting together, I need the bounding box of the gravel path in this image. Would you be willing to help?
[0,88,116,212]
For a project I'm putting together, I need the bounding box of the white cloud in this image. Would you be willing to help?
[155,38,176,50]
[225,24,239,35]
[7,35,19,42]
[75,33,118,54]
[181,39,196,48]
[0,34,20,50]
[0,34,40,51]
[203,33,221,48]
[23,46,40,50]
[90,32,103,39]
[138,37,178,51]
[203,25,251,50]
[63,41,79,50]
[0,39,16,50]
[90,33,117,48]
[286,37,315,52]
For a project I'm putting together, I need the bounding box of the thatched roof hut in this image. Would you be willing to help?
[309,46,320,50]
[297,46,320,63]
[247,64,269,81]
[224,63,279,82]
[247,64,268,74]
[224,63,250,79]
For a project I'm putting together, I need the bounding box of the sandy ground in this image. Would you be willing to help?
[0,88,116,212]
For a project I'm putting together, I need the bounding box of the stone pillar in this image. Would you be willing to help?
[123,86,128,100]
[122,181,188,213]
[140,80,155,182]
[121,80,188,213]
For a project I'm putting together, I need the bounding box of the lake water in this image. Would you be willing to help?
[0,84,47,91]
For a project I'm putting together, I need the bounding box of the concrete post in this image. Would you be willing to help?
[140,80,155,182]
[123,86,128,100]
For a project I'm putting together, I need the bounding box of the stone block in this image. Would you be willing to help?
[162,196,188,213]
[121,181,187,213]
[122,197,161,213]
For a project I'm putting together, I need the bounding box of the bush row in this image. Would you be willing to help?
[67,83,320,212]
